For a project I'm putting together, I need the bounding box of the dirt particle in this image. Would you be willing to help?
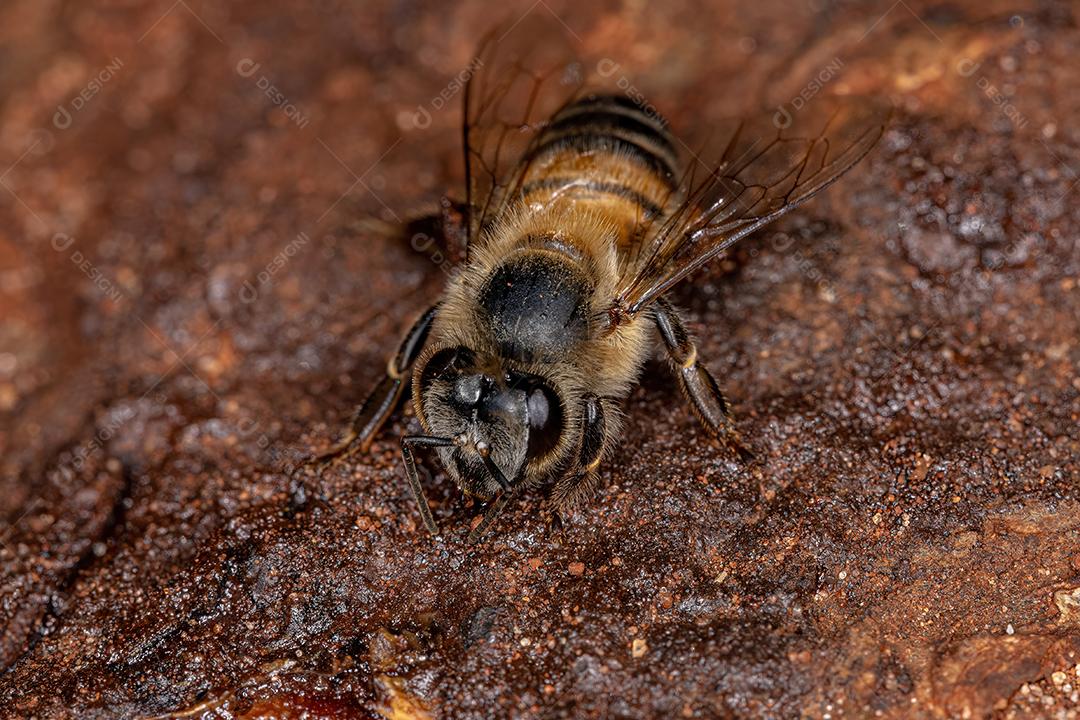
[1045,343,1069,361]
[631,638,648,658]
[912,454,934,481]
[0,384,16,412]
[1054,587,1080,622]
[375,674,432,720]
[567,561,585,576]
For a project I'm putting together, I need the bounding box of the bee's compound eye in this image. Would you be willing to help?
[527,387,550,429]
[525,382,563,459]
[417,346,475,393]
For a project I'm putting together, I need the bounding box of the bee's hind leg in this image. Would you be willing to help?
[357,197,469,266]
[295,304,439,476]
[653,298,754,461]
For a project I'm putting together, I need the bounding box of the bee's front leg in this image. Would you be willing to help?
[653,298,754,460]
[297,304,439,475]
[550,394,608,511]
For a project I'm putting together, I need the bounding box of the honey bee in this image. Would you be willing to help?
[302,20,889,541]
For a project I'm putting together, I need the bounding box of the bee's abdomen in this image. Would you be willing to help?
[518,94,681,232]
[532,95,679,182]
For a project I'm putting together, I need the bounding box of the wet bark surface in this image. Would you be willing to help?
[1,1,1078,718]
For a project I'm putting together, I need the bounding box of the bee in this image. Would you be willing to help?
[302,20,889,541]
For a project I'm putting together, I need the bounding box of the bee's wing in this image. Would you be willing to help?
[462,15,596,255]
[608,97,891,324]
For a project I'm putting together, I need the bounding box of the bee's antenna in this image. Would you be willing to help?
[469,442,518,543]
[467,486,516,544]
[400,434,456,534]
[475,441,511,491]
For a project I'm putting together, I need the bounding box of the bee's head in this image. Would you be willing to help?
[411,345,565,497]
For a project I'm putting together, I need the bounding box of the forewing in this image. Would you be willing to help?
[611,97,890,321]
[463,15,591,255]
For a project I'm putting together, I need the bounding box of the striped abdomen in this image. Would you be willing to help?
[517,94,681,244]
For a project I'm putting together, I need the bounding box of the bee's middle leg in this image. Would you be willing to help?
[653,298,753,460]
[297,304,439,474]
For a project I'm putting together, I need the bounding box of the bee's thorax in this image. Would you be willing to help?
[478,250,592,364]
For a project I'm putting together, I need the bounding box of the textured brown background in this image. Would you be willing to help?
[1,0,1078,718]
